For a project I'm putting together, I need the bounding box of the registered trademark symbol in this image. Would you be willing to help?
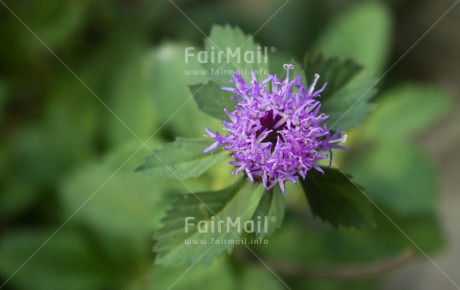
[270,216,277,222]
[270,47,276,53]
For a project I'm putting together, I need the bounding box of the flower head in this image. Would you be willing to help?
[204,64,347,194]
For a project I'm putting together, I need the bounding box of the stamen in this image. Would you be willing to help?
[283,64,294,83]
[224,108,236,122]
[203,141,219,153]
[329,134,348,144]
[308,74,320,95]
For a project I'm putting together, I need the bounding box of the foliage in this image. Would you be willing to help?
[136,138,228,181]
[300,167,375,229]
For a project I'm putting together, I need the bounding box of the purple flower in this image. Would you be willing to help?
[204,64,347,194]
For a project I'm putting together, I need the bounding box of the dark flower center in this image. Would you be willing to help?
[257,110,286,146]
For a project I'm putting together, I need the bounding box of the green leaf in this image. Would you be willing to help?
[105,41,158,148]
[304,54,363,100]
[149,257,237,290]
[61,155,171,238]
[304,54,376,131]
[363,211,445,257]
[15,74,99,184]
[346,142,438,214]
[59,139,176,266]
[154,179,261,266]
[342,84,452,214]
[362,84,453,140]
[145,258,284,290]
[255,210,443,267]
[375,212,445,255]
[144,42,220,137]
[191,81,236,120]
[204,25,269,87]
[0,229,107,290]
[239,266,284,290]
[250,209,443,289]
[312,2,392,74]
[300,167,375,228]
[252,187,285,239]
[58,139,217,286]
[321,73,377,131]
[136,138,228,181]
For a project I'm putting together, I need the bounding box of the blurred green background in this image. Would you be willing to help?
[1,0,459,289]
